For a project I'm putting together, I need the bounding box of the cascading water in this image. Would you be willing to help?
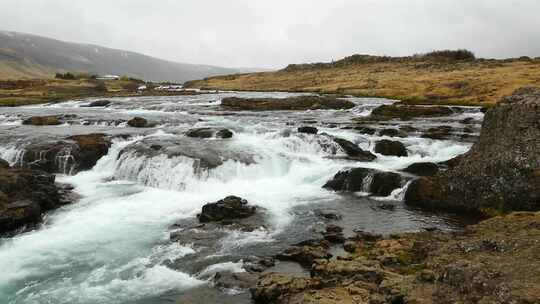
[0,92,483,304]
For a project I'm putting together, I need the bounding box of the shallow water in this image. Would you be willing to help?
[0,92,483,304]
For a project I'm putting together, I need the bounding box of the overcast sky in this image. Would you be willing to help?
[1,0,539,69]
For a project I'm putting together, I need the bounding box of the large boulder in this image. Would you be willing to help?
[186,127,234,139]
[0,158,10,169]
[370,104,454,120]
[323,168,403,196]
[332,138,376,161]
[22,115,62,126]
[198,196,256,223]
[405,88,540,214]
[0,167,68,233]
[374,140,408,157]
[221,96,355,111]
[21,134,111,174]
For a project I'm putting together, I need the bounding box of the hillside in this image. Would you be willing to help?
[0,31,243,82]
[184,53,540,106]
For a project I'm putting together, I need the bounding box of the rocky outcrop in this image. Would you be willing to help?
[370,104,454,120]
[221,96,355,111]
[186,127,234,139]
[127,117,156,128]
[405,88,540,214]
[252,212,540,304]
[323,168,403,196]
[198,196,256,223]
[0,167,72,233]
[297,126,318,134]
[332,138,376,161]
[275,239,332,267]
[22,115,62,126]
[21,134,111,174]
[374,140,408,157]
[403,162,439,176]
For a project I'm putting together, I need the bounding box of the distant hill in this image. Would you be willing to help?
[0,31,248,82]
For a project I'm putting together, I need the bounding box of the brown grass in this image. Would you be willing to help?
[185,58,540,106]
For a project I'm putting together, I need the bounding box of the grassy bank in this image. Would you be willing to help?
[0,78,200,107]
[185,54,540,106]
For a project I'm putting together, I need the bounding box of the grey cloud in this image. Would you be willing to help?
[1,0,539,69]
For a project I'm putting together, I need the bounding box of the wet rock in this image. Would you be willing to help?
[275,239,332,267]
[198,196,256,223]
[405,87,540,214]
[399,125,418,133]
[379,204,396,211]
[421,125,453,140]
[22,115,62,126]
[323,167,373,192]
[343,240,359,253]
[314,209,342,221]
[323,168,403,196]
[403,162,439,176]
[0,158,9,169]
[370,172,402,196]
[333,137,376,161]
[67,134,111,171]
[370,104,454,120]
[323,225,345,243]
[379,128,406,138]
[297,126,318,134]
[127,117,156,128]
[21,134,111,174]
[354,126,377,135]
[243,256,275,273]
[374,140,408,157]
[186,127,234,139]
[84,100,111,107]
[221,96,355,111]
[213,271,258,290]
[0,167,71,233]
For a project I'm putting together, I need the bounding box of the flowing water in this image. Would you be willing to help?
[0,92,483,304]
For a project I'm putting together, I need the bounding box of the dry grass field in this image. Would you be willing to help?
[185,54,540,106]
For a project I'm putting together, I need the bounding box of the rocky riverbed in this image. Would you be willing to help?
[0,90,524,304]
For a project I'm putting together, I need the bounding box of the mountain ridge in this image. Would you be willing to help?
[0,31,251,82]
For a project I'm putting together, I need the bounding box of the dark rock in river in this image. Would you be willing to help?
[405,87,540,214]
[323,167,403,196]
[198,196,256,223]
[297,126,318,134]
[84,100,111,107]
[21,134,111,174]
[421,126,453,140]
[186,127,234,139]
[354,126,377,135]
[403,162,440,176]
[332,137,376,161]
[22,115,62,126]
[379,128,406,138]
[370,104,454,120]
[221,96,355,111]
[374,140,408,157]
[0,167,71,233]
[213,271,258,290]
[127,117,156,128]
